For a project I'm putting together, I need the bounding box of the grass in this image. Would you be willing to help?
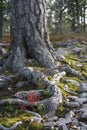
[50,32,87,42]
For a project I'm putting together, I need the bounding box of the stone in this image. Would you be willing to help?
[56,47,68,56]
[72,119,79,126]
[76,63,83,68]
[48,116,58,122]
[65,102,80,108]
[81,112,87,119]
[43,122,56,127]
[56,118,72,125]
[0,47,5,55]
[80,93,87,98]
[78,82,87,92]
[81,104,87,108]
[16,81,29,87]
[80,125,87,130]
[60,124,68,130]
[75,98,87,105]
[0,76,12,88]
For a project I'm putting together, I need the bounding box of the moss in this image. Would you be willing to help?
[0,112,31,127]
[16,125,25,130]
[67,82,78,91]
[57,83,70,99]
[63,58,76,68]
[56,104,64,116]
[29,122,44,130]
[82,71,87,78]
[82,65,87,71]
[48,76,53,81]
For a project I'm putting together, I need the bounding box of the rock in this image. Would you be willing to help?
[56,47,68,56]
[52,71,66,83]
[60,124,68,130]
[48,116,58,122]
[81,104,87,108]
[43,122,56,127]
[80,93,87,98]
[72,119,79,126]
[67,96,78,101]
[72,47,81,54]
[65,102,80,108]
[81,112,87,119]
[65,111,75,118]
[78,82,87,92]
[76,63,83,68]
[56,117,72,125]
[16,81,29,87]
[80,125,87,130]
[75,98,87,105]
[0,47,5,55]
[0,76,12,88]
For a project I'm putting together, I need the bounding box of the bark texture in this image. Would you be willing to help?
[1,0,56,71]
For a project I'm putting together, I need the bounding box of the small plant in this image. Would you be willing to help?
[27,92,41,105]
[42,89,51,99]
[4,103,15,112]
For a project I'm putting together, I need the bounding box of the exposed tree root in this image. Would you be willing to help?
[0,121,22,130]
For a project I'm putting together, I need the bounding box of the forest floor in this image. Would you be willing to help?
[0,33,87,130]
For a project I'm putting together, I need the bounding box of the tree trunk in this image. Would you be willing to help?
[0,0,3,38]
[1,0,56,71]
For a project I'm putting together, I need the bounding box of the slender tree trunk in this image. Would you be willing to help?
[0,0,3,38]
[1,0,56,71]
[83,5,86,32]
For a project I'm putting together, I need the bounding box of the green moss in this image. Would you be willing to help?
[57,83,70,98]
[67,82,78,91]
[48,76,53,81]
[82,65,87,71]
[29,122,44,130]
[63,58,76,68]
[16,126,25,130]
[82,71,87,78]
[56,104,64,116]
[0,112,31,127]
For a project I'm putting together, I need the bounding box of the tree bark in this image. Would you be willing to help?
[1,0,56,71]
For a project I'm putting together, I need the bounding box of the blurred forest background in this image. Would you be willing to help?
[0,0,87,41]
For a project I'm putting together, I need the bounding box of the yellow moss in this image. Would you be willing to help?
[29,122,44,130]
[82,71,87,78]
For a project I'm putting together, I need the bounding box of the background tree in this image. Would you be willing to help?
[0,0,3,38]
